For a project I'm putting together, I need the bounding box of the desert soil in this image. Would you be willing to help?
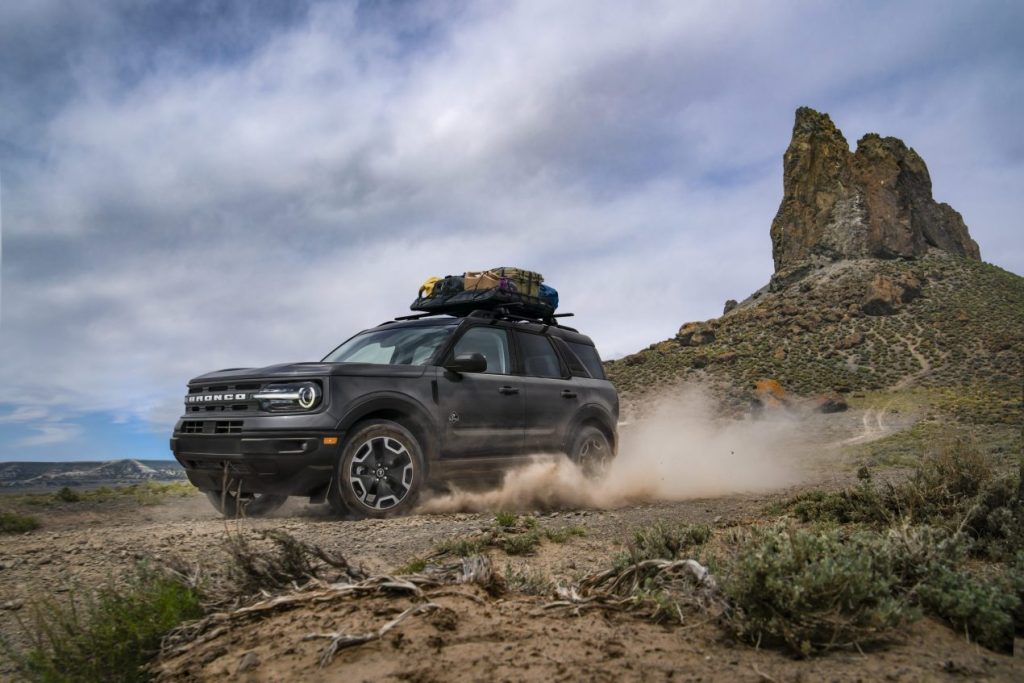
[1,407,1021,681]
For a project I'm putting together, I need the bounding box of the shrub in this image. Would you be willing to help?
[19,567,203,682]
[436,536,489,557]
[501,530,542,556]
[722,525,914,655]
[0,511,40,534]
[396,557,428,574]
[54,487,81,503]
[786,482,889,526]
[504,563,551,595]
[916,563,1016,653]
[784,433,1024,559]
[724,523,1022,656]
[881,525,1017,653]
[494,511,518,529]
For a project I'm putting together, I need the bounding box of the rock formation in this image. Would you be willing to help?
[770,107,980,272]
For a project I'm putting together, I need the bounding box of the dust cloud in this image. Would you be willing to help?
[418,388,806,514]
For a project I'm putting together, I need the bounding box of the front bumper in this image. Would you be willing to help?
[170,431,340,497]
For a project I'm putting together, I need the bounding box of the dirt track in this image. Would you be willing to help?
[2,408,1022,680]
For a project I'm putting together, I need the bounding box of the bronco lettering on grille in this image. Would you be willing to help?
[185,393,249,404]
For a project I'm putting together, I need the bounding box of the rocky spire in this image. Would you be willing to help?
[769,107,980,273]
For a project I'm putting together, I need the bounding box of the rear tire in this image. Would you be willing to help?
[204,490,287,518]
[569,425,613,478]
[329,419,425,519]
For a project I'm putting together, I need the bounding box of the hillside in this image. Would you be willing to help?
[607,108,1023,426]
[0,459,184,489]
[608,250,1023,423]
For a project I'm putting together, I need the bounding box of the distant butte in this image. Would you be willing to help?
[769,107,980,273]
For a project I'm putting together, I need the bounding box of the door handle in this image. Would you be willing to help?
[498,386,520,395]
[561,390,577,399]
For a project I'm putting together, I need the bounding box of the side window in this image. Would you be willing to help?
[452,327,511,375]
[569,342,606,380]
[516,332,564,379]
[552,337,590,378]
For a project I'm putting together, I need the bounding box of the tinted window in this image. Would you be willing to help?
[323,325,453,365]
[453,327,511,374]
[516,332,563,379]
[569,342,605,379]
[552,337,590,377]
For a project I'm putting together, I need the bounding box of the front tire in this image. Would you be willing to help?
[569,425,613,478]
[204,490,287,518]
[330,420,425,519]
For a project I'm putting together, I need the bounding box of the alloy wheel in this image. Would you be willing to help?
[348,436,415,510]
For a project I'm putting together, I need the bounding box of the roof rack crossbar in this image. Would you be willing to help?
[392,307,577,330]
[392,311,451,321]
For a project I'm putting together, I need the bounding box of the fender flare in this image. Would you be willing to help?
[563,403,618,455]
[336,393,440,462]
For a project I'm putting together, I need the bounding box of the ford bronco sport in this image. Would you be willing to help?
[170,309,618,519]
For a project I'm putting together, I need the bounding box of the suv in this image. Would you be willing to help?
[170,310,618,519]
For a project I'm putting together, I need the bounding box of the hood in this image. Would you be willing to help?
[189,362,429,384]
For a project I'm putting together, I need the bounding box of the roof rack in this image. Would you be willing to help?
[386,307,576,330]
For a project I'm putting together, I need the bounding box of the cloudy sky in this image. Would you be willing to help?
[1,0,1021,461]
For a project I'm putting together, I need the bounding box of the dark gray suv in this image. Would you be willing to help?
[170,310,618,519]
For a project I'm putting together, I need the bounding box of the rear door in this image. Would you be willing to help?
[514,330,574,453]
[437,325,525,457]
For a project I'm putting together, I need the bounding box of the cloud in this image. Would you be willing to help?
[0,1,1021,456]
[0,407,50,424]
[18,421,83,447]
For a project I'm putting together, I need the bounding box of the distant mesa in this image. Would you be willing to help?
[770,107,980,273]
[0,459,184,489]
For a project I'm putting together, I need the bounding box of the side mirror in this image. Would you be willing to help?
[445,352,487,374]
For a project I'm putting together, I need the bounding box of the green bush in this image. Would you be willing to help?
[396,557,428,574]
[723,525,914,655]
[787,482,889,526]
[501,530,542,556]
[54,487,81,503]
[881,525,1017,652]
[19,567,203,682]
[724,524,1022,655]
[916,563,1016,653]
[436,536,488,557]
[494,511,518,529]
[0,511,40,534]
[784,434,1024,559]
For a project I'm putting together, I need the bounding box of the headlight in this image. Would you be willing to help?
[253,382,322,411]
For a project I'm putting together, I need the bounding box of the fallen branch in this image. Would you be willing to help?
[161,573,432,656]
[304,603,441,667]
[547,558,724,623]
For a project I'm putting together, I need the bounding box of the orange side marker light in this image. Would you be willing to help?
[323,437,339,445]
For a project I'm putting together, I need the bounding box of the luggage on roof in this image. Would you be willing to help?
[411,267,556,319]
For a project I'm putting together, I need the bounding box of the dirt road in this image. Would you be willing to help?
[2,407,1021,680]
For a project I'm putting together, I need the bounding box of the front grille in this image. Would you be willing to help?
[214,420,243,434]
[186,381,262,413]
[188,382,260,395]
[178,420,245,435]
[181,420,204,434]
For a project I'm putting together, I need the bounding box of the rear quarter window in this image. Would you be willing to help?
[568,342,606,380]
[552,337,590,377]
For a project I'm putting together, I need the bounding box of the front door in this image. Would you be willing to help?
[438,326,525,457]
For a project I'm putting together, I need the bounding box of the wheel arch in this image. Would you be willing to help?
[564,405,618,456]
[337,394,439,465]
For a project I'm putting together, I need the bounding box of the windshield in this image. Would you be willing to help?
[322,325,454,366]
